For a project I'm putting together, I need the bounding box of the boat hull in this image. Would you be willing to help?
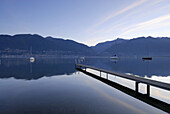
[142,57,152,60]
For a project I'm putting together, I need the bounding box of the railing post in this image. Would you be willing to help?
[147,85,150,96]
[106,73,108,79]
[100,71,101,77]
[135,82,139,94]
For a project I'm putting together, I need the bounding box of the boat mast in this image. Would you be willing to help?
[115,39,117,56]
[30,46,32,56]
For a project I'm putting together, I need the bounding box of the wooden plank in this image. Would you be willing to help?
[76,64,170,91]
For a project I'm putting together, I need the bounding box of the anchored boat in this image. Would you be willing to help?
[29,46,35,62]
[142,57,152,60]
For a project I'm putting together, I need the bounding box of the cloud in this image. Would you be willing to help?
[120,14,170,36]
[85,0,168,45]
[87,0,148,32]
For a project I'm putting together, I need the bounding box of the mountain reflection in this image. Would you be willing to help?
[84,57,170,78]
[0,58,75,80]
[1,57,170,80]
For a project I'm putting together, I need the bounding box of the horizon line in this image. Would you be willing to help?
[0,33,170,47]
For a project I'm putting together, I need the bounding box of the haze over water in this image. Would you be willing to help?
[0,58,169,113]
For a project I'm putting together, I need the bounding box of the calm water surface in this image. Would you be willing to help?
[0,58,169,114]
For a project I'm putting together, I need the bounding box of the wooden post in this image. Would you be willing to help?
[106,73,108,79]
[75,64,170,93]
[147,85,150,96]
[135,82,139,93]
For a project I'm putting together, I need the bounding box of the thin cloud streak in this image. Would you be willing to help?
[87,0,147,32]
[120,14,170,37]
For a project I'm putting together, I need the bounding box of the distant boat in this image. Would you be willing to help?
[80,57,85,62]
[142,57,152,60]
[142,43,152,60]
[29,46,35,62]
[111,40,119,60]
[30,57,35,62]
[110,54,118,60]
[110,56,118,60]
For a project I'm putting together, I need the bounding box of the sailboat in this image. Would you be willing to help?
[110,40,119,60]
[142,57,152,60]
[29,46,35,62]
[142,42,152,60]
[110,55,118,60]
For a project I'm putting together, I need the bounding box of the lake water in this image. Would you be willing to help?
[0,57,169,114]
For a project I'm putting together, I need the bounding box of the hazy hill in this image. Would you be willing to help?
[92,38,125,53]
[0,34,94,56]
[93,36,170,57]
[1,34,170,57]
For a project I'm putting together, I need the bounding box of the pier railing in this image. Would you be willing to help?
[76,66,170,113]
[75,64,170,96]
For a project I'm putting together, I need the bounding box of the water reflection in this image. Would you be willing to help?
[1,57,170,80]
[0,58,75,80]
[84,57,170,78]
[80,57,170,105]
[0,58,168,114]
[77,68,170,113]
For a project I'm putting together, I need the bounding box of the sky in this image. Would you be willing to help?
[0,0,170,46]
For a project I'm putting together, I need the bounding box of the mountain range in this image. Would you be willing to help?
[0,34,94,56]
[93,36,170,57]
[0,34,170,57]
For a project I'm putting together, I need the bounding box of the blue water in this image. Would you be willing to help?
[0,58,169,114]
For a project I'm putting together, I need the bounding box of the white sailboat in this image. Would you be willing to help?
[30,57,35,62]
[110,55,118,60]
[29,46,35,62]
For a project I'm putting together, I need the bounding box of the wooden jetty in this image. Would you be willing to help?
[75,64,170,96]
[77,68,170,113]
